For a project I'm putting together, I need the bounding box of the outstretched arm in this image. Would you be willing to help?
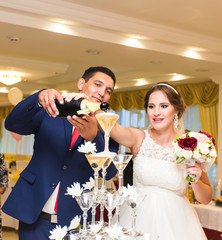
[109,123,144,156]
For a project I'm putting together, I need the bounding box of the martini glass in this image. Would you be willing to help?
[95,112,119,153]
[100,152,116,193]
[96,112,119,192]
[126,194,146,238]
[113,154,133,190]
[75,190,95,238]
[102,191,121,227]
[85,153,107,194]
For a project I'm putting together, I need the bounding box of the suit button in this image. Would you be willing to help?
[27,105,34,111]
[51,184,56,189]
[63,165,68,170]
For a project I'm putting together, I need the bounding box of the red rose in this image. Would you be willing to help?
[198,131,216,146]
[178,137,197,150]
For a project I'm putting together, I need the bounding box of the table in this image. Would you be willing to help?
[1,174,18,230]
[193,203,222,239]
[1,160,29,230]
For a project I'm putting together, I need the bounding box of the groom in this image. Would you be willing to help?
[2,66,118,240]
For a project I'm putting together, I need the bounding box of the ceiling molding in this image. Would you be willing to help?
[1,0,222,53]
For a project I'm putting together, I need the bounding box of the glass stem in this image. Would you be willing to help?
[131,208,137,236]
[108,210,112,227]
[100,203,104,223]
[82,210,88,236]
[118,169,123,190]
[101,168,107,192]
[94,170,99,194]
[91,205,96,225]
[116,205,120,224]
[104,131,110,152]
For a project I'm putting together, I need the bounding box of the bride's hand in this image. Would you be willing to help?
[186,161,202,183]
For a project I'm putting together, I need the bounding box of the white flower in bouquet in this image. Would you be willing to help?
[90,222,103,234]
[82,177,95,191]
[106,224,123,240]
[193,149,201,159]
[181,149,193,159]
[173,131,217,181]
[199,142,210,155]
[68,216,81,230]
[209,148,217,158]
[65,182,83,197]
[77,141,97,155]
[49,225,68,240]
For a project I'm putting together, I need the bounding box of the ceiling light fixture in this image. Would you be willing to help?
[0,71,24,85]
[8,36,19,42]
[135,78,147,86]
[123,39,144,48]
[171,73,186,81]
[183,50,201,59]
[0,87,9,93]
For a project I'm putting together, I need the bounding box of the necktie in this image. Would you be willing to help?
[70,128,79,149]
[54,185,60,214]
[54,129,79,214]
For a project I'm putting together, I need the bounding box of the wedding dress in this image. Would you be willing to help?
[119,130,207,240]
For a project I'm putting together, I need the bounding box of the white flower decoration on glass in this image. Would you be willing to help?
[77,141,97,155]
[90,222,103,234]
[95,235,103,240]
[106,224,123,240]
[121,184,138,202]
[49,225,68,240]
[68,215,81,230]
[82,177,95,191]
[65,182,83,198]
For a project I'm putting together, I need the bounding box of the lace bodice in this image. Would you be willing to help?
[133,130,187,195]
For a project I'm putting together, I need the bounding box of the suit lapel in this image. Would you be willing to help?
[63,118,83,150]
[63,118,73,149]
[72,134,82,149]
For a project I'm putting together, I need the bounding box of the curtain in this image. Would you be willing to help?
[0,106,14,139]
[109,81,218,110]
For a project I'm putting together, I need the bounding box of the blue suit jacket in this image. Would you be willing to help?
[2,92,118,227]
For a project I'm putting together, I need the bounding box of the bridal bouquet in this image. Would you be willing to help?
[173,131,217,182]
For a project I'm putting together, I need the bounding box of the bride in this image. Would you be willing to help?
[110,82,212,240]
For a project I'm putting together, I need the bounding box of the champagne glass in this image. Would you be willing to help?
[102,191,121,227]
[126,194,146,237]
[101,152,116,193]
[112,154,133,190]
[64,229,81,240]
[95,112,119,153]
[85,153,107,194]
[96,112,119,193]
[75,190,95,237]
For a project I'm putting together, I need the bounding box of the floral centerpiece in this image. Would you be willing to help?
[173,131,217,182]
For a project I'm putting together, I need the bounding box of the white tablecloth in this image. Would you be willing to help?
[193,203,222,232]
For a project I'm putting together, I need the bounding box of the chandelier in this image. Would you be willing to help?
[0,71,24,85]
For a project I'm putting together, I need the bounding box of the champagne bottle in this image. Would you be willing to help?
[55,98,109,117]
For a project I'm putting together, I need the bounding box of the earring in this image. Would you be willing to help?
[148,123,153,129]
[174,114,178,129]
